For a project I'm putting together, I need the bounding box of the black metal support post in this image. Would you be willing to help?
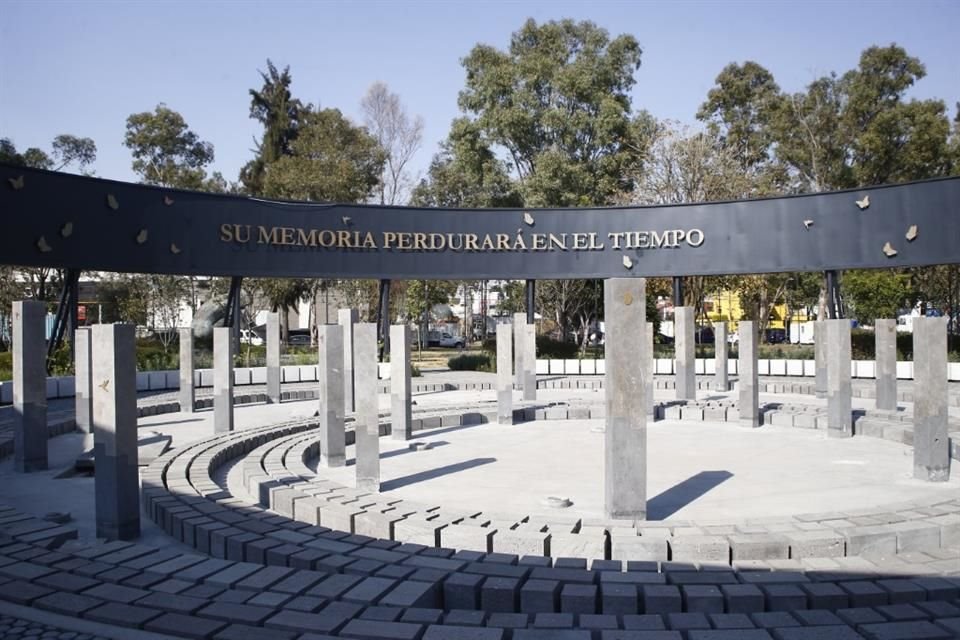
[223,276,243,353]
[525,279,535,325]
[46,269,81,368]
[378,279,391,360]
[672,276,684,307]
[825,270,841,319]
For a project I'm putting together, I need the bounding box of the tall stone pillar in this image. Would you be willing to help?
[75,327,93,438]
[390,324,412,440]
[13,300,47,472]
[513,312,525,388]
[675,306,696,400]
[354,323,380,490]
[338,309,358,413]
[826,319,852,438]
[875,319,897,411]
[604,278,646,519]
[266,312,281,404]
[644,322,654,418]
[497,323,513,425]
[178,328,194,413]
[91,324,140,540]
[317,324,345,467]
[913,317,949,482]
[814,320,827,399]
[738,321,759,428]
[714,322,729,392]
[213,327,234,433]
[522,324,536,402]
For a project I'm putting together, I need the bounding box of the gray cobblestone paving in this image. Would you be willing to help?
[0,614,109,640]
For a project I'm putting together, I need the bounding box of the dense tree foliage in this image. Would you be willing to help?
[124,104,215,189]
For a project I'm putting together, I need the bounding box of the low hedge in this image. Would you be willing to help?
[448,353,493,372]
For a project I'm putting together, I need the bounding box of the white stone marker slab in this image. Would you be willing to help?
[318,324,345,467]
[390,324,412,440]
[13,300,47,472]
[913,317,949,482]
[497,323,513,425]
[604,278,646,520]
[354,323,380,490]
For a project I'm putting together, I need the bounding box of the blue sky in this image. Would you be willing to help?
[2,0,957,192]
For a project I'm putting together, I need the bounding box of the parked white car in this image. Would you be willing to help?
[240,329,263,346]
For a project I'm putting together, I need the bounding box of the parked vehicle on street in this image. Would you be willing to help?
[430,331,465,348]
[239,329,263,346]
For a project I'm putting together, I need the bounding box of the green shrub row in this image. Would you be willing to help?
[448,353,493,372]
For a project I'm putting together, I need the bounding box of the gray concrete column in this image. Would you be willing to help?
[338,308,358,413]
[178,328,194,413]
[875,319,897,412]
[317,324,345,467]
[513,312,525,388]
[13,300,47,472]
[675,306,696,401]
[814,320,827,399]
[91,323,140,540]
[738,321,759,428]
[714,322,729,392]
[75,327,93,436]
[644,321,654,418]
[354,323,380,490]
[913,317,949,482]
[213,327,234,433]
[826,319,852,438]
[390,324,412,440]
[497,323,513,425]
[266,311,281,404]
[604,278,647,519]
[522,323,536,402]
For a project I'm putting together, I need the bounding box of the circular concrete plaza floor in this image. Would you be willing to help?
[318,418,960,522]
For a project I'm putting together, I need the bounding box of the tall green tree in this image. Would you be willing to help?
[411,118,521,208]
[260,106,385,202]
[458,18,651,207]
[124,104,214,189]
[240,60,303,194]
[1,134,97,174]
[696,61,785,190]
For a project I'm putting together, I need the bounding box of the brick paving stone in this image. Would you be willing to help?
[33,591,104,615]
[666,612,711,630]
[709,613,755,629]
[874,603,929,622]
[750,612,800,629]
[682,585,724,614]
[134,590,209,614]
[642,585,682,614]
[858,621,954,639]
[600,632,683,640]
[305,600,365,634]
[282,594,326,612]
[687,631,774,640]
[144,612,228,639]
[359,605,403,621]
[512,631,592,639]
[422,625,505,639]
[622,615,671,631]
[81,583,150,604]
[720,584,766,614]
[481,577,521,613]
[337,618,425,639]
[35,571,100,593]
[769,628,865,640]
[840,581,889,607]
[561,583,598,614]
[444,609,487,626]
[308,574,364,600]
[533,612,575,628]
[83,602,163,628]
[0,579,54,604]
[195,601,274,624]
[400,608,444,624]
[601,583,639,616]
[341,576,397,605]
[212,623,297,640]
